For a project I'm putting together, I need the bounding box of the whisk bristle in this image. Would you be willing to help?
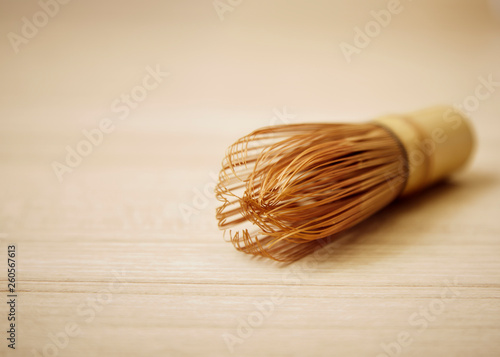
[215,123,408,261]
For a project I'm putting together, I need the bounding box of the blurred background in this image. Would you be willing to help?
[2,0,500,143]
[1,1,499,356]
[1,0,499,227]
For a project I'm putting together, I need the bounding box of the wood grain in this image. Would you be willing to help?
[1,1,500,356]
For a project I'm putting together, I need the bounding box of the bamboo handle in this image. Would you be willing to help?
[374,106,476,196]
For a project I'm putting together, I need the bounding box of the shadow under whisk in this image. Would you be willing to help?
[293,171,497,266]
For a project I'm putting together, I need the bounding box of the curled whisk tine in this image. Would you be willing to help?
[214,123,407,261]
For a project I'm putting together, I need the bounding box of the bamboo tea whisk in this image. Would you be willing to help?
[214,106,475,261]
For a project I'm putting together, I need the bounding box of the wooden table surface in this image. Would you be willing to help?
[1,1,499,356]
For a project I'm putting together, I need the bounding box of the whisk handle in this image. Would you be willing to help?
[374,106,476,196]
